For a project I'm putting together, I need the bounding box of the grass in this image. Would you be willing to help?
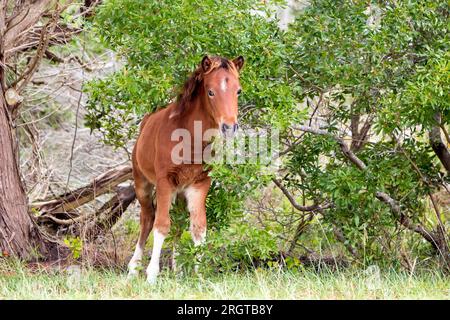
[0,260,448,299]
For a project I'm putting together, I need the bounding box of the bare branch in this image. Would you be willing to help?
[351,116,373,152]
[350,112,360,151]
[374,191,439,248]
[294,125,367,170]
[272,178,330,212]
[4,0,54,54]
[13,17,57,92]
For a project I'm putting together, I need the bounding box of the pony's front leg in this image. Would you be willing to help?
[184,178,211,272]
[146,179,173,284]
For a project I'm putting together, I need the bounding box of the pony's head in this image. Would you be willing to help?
[176,55,244,137]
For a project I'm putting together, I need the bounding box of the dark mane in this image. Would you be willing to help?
[174,57,237,117]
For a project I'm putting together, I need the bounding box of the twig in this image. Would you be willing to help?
[272,178,331,212]
[294,125,367,170]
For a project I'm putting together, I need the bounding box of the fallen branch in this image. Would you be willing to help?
[33,165,132,215]
[78,184,136,240]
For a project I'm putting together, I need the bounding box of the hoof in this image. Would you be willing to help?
[146,264,159,284]
[127,267,140,280]
[146,274,158,285]
[127,272,138,280]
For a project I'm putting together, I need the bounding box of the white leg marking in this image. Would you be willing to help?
[185,186,207,245]
[185,186,201,213]
[127,243,143,278]
[192,229,206,247]
[192,229,206,274]
[185,186,207,273]
[146,229,166,284]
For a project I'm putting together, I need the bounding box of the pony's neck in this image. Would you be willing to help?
[179,89,217,133]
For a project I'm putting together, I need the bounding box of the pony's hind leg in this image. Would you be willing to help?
[128,172,155,278]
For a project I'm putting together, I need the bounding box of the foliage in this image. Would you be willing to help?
[283,0,449,264]
[175,222,279,274]
[85,0,294,148]
[86,0,449,269]
[85,0,297,237]
[63,237,83,260]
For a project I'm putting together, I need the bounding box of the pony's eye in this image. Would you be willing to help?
[208,90,215,97]
[237,89,242,95]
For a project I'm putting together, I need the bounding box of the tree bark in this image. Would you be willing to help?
[0,0,103,260]
[0,92,45,258]
[0,0,50,259]
[430,114,450,172]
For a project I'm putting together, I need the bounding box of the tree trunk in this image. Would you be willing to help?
[430,128,450,172]
[0,92,45,258]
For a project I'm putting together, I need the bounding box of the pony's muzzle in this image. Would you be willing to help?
[221,122,238,138]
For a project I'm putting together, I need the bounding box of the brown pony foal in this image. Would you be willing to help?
[128,55,244,283]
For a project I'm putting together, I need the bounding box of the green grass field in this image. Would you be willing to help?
[0,260,448,299]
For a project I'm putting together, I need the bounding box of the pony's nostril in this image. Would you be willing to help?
[221,123,238,136]
[221,123,230,132]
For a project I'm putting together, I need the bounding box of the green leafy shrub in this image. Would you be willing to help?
[175,223,278,275]
[63,236,83,260]
[86,0,294,149]
[282,0,449,265]
[86,0,449,269]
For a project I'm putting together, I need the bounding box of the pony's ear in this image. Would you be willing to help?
[232,56,245,72]
[201,55,212,72]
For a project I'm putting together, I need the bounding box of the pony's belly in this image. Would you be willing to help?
[167,164,209,189]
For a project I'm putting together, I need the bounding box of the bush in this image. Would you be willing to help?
[86,0,449,269]
[175,223,279,275]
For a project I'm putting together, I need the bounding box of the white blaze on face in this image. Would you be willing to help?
[220,78,228,92]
